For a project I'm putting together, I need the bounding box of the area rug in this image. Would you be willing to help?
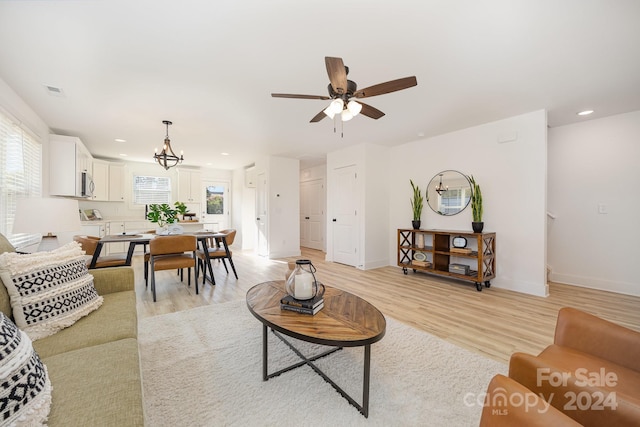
[138,300,506,426]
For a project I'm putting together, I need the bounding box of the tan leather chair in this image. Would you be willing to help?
[479,374,581,426]
[196,229,237,285]
[73,235,128,269]
[149,235,197,302]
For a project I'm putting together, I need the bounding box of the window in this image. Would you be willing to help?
[206,185,224,214]
[132,175,171,205]
[0,108,42,248]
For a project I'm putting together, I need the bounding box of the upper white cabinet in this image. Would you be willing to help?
[108,163,126,201]
[92,160,126,202]
[91,160,109,201]
[49,134,94,198]
[177,169,201,202]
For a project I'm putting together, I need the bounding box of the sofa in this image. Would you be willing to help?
[482,307,640,426]
[0,234,144,426]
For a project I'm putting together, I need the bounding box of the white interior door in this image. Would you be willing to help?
[332,165,358,266]
[300,178,325,250]
[201,181,229,231]
[256,172,268,257]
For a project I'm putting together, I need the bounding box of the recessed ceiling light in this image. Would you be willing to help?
[115,138,126,143]
[221,152,230,156]
[577,110,594,116]
[417,132,425,137]
[119,153,128,157]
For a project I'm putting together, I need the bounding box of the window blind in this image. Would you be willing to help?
[0,108,42,249]
[132,175,171,205]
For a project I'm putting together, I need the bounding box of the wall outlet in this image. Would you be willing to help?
[598,204,608,214]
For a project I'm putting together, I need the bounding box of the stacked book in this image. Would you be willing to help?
[411,260,431,268]
[280,294,324,315]
[450,247,473,255]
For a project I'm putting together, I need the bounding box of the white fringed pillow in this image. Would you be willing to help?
[0,241,103,340]
[0,311,52,425]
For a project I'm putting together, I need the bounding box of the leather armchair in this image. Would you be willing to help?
[508,308,640,426]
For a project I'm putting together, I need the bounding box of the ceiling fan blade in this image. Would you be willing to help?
[272,93,330,100]
[310,109,327,123]
[358,102,385,120]
[353,76,417,99]
[325,57,348,95]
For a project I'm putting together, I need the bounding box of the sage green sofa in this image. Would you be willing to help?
[0,234,144,426]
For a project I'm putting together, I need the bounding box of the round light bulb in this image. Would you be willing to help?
[347,100,362,116]
[341,109,354,121]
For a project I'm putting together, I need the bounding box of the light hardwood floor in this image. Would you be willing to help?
[136,247,640,364]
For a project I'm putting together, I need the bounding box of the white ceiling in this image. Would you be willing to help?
[1,0,639,170]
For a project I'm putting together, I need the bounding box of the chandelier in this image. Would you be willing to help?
[154,120,183,170]
[435,174,448,195]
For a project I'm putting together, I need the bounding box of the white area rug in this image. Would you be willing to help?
[139,300,506,426]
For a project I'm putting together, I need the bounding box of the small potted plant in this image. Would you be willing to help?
[410,179,424,229]
[468,175,483,233]
[146,203,178,234]
[174,201,189,220]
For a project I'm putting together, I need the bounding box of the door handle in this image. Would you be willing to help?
[332,219,337,222]
[256,217,260,221]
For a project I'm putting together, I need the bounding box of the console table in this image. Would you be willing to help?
[397,228,496,291]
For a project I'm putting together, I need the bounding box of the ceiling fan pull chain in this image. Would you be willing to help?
[341,118,344,138]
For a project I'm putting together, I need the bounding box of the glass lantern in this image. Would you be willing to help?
[285,259,323,301]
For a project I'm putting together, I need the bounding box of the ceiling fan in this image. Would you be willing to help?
[272,56,417,123]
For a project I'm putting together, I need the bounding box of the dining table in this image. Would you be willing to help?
[90,231,230,284]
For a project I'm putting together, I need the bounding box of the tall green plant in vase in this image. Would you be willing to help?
[410,179,424,229]
[468,175,484,233]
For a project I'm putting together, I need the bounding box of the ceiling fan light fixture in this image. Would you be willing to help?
[329,98,344,114]
[341,109,354,122]
[347,99,362,117]
[323,104,337,119]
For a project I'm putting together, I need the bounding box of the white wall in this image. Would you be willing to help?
[255,156,300,258]
[388,110,548,296]
[326,143,391,270]
[547,110,640,296]
[363,143,391,269]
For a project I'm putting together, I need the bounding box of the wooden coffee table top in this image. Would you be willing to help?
[246,281,386,347]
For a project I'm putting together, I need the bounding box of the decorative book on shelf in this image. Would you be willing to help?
[450,247,473,254]
[280,293,324,309]
[411,260,431,268]
[280,302,324,315]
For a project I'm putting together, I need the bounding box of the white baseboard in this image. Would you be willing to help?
[550,272,639,297]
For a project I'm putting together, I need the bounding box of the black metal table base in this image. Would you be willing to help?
[262,325,372,418]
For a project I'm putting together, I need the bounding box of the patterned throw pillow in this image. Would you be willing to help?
[0,312,52,425]
[0,241,103,340]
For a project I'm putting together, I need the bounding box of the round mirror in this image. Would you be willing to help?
[426,170,472,216]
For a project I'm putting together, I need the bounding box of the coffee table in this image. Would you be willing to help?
[246,281,386,418]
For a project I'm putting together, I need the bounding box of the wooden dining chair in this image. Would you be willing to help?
[196,229,238,285]
[73,235,128,269]
[149,235,198,302]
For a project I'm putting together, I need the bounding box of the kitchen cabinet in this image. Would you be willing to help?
[177,169,201,202]
[92,160,109,201]
[105,222,126,253]
[49,134,94,198]
[109,163,126,201]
